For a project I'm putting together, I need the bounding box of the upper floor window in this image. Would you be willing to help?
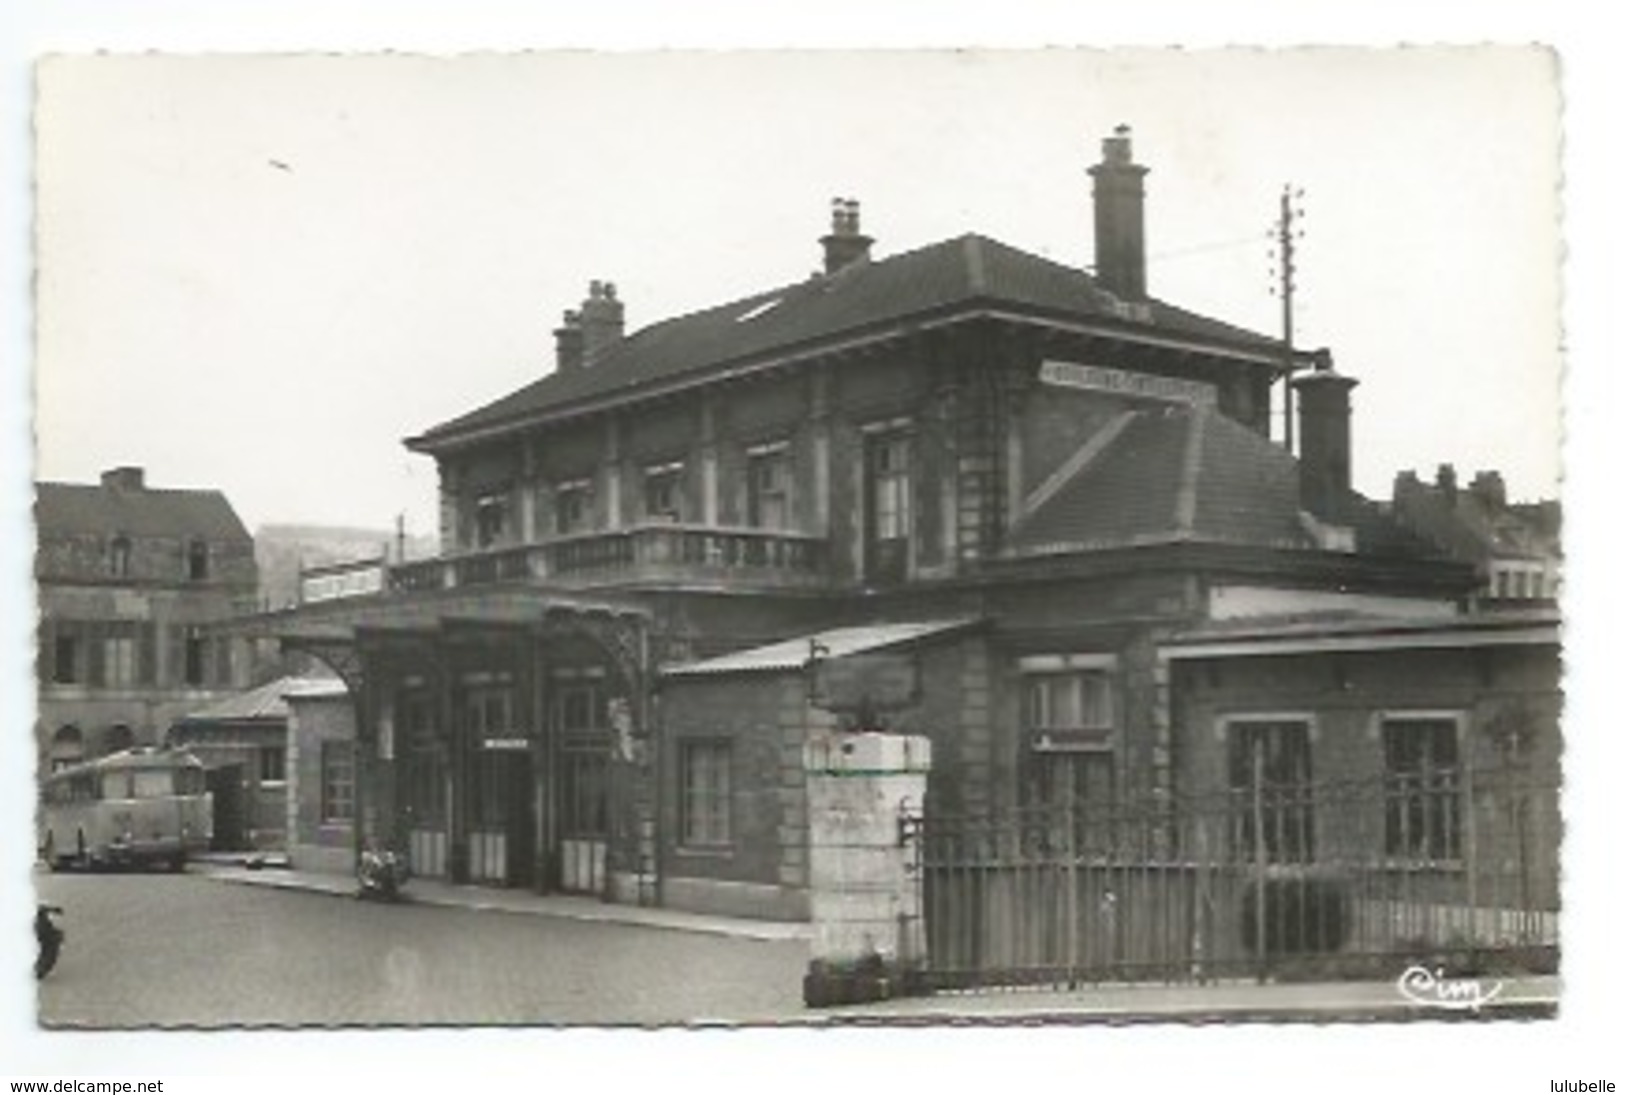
[863,429,912,581]
[109,535,132,578]
[746,446,791,530]
[642,463,684,523]
[555,480,593,536]
[474,492,508,549]
[187,538,209,581]
[104,635,137,688]
[52,634,79,685]
[183,626,207,686]
[868,433,912,540]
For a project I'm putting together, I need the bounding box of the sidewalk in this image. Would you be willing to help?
[815,974,1561,1024]
[196,861,813,943]
[195,860,1557,1024]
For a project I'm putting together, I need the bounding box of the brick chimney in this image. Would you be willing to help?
[1292,348,1358,522]
[819,197,872,275]
[1469,470,1506,511]
[578,280,625,363]
[101,466,146,491]
[553,308,585,373]
[1436,463,1458,504]
[1088,124,1150,302]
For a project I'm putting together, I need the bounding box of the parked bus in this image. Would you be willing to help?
[38,746,213,871]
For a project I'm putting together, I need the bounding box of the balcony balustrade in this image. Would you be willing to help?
[386,524,828,594]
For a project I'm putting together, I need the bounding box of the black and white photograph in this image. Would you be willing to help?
[5,7,1619,1092]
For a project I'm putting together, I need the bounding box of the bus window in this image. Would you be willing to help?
[175,767,205,795]
[101,771,131,800]
[131,769,175,798]
[73,773,98,802]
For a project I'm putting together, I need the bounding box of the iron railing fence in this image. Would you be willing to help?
[907,766,1559,991]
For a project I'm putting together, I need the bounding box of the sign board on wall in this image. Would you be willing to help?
[1038,361,1218,407]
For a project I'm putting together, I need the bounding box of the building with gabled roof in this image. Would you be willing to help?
[238,126,1496,920]
[35,465,267,776]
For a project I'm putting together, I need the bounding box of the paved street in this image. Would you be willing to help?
[34,868,810,1027]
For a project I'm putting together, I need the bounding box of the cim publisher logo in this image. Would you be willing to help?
[1395,964,1504,1011]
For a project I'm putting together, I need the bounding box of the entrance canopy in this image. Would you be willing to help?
[222,585,651,645]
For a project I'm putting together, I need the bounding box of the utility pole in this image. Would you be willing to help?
[1271,185,1305,454]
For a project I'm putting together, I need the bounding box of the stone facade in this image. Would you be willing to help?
[35,467,265,772]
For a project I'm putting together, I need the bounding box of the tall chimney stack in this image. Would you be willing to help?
[553,308,585,373]
[1292,348,1358,523]
[1088,124,1150,302]
[819,197,872,275]
[578,280,625,364]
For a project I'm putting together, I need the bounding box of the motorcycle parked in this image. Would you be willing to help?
[356,844,410,902]
[35,904,64,980]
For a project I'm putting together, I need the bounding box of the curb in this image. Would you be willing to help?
[200,865,813,944]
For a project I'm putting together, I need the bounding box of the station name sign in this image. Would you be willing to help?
[1038,361,1217,407]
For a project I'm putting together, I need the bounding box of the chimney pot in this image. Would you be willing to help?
[576,278,626,364]
[820,195,873,274]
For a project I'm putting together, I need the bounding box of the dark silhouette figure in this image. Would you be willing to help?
[35,904,64,980]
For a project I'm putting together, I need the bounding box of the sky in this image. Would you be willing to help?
[5,2,1623,1088]
[30,48,1563,539]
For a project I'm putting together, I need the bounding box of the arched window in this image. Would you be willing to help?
[103,723,135,756]
[49,725,84,772]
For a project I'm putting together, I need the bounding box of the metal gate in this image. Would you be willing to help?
[911,766,1559,991]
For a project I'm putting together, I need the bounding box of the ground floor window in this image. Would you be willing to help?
[560,748,610,837]
[1382,715,1462,861]
[680,740,732,849]
[258,745,286,784]
[1226,718,1315,863]
[1024,749,1115,855]
[321,741,355,823]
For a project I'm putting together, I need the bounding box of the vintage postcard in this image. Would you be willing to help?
[10,34,1600,1093]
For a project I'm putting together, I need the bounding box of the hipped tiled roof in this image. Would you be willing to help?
[411,234,1282,449]
[1009,406,1436,559]
[36,481,250,542]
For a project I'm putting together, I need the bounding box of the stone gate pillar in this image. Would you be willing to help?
[802,730,931,1007]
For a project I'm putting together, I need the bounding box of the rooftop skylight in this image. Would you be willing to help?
[734,297,783,323]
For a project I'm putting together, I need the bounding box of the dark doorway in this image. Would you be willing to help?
[206,763,247,851]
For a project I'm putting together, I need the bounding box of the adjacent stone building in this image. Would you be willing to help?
[1390,464,1563,607]
[35,466,265,773]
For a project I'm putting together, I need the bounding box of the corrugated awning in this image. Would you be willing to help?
[662,618,982,678]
